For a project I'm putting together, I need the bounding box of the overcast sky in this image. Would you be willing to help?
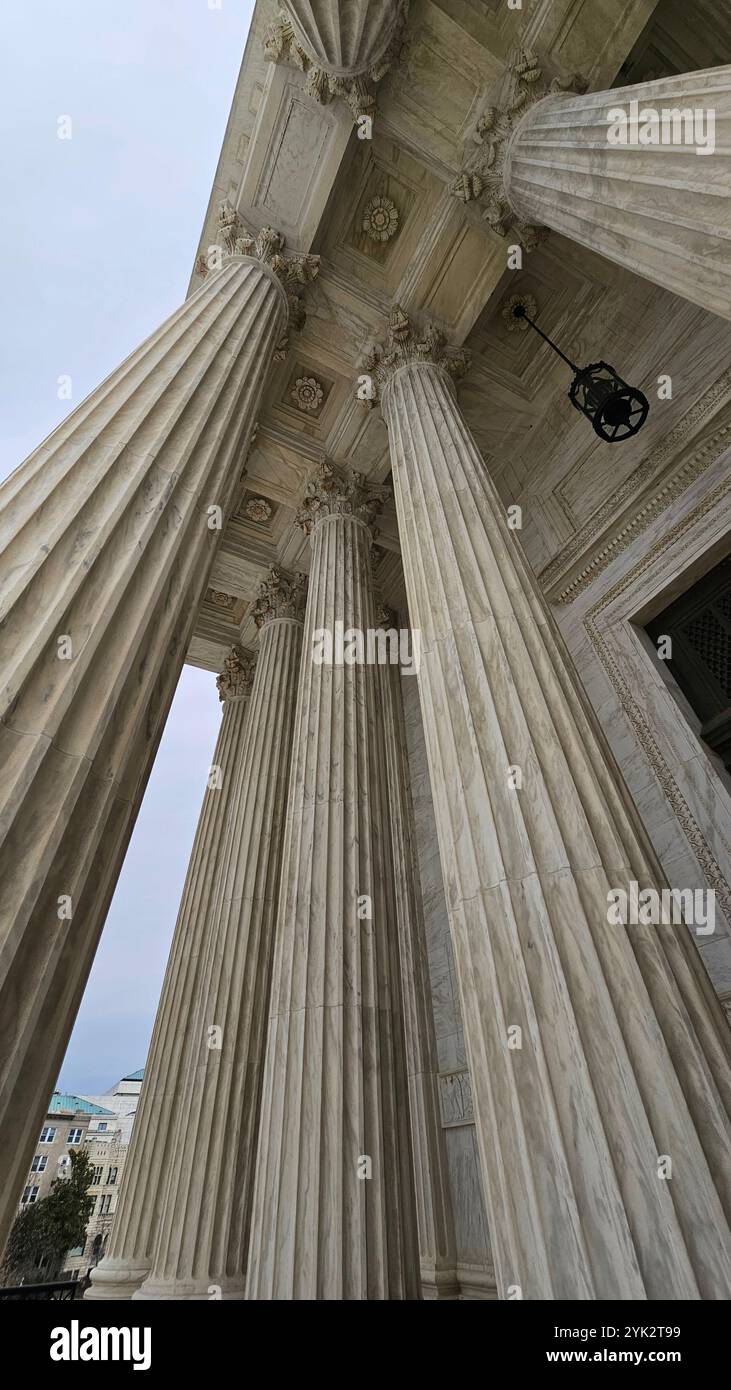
[1,0,255,1095]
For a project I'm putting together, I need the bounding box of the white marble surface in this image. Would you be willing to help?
[506,68,731,319]
[383,352,731,1300]
[0,256,286,1257]
[246,495,419,1298]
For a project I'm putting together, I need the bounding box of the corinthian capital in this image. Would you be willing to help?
[251,567,308,628]
[215,202,319,357]
[263,1,409,123]
[216,646,257,704]
[359,304,470,406]
[450,47,587,247]
[295,458,390,538]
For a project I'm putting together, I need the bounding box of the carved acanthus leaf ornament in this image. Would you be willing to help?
[212,203,320,358]
[359,304,470,407]
[263,2,410,122]
[216,646,257,703]
[451,48,587,249]
[295,458,390,539]
[251,567,308,628]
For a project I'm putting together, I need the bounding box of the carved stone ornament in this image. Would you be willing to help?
[295,458,390,539]
[216,646,257,704]
[251,567,308,628]
[359,303,470,407]
[450,47,587,248]
[291,376,324,412]
[262,2,410,123]
[501,293,538,331]
[374,600,397,629]
[241,496,272,524]
[362,194,399,243]
[206,588,236,610]
[216,202,320,358]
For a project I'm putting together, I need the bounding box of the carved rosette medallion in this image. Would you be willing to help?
[450,48,587,249]
[251,567,308,629]
[206,588,236,610]
[241,496,272,524]
[295,458,390,541]
[291,376,324,412]
[359,303,470,408]
[363,195,399,243]
[216,646,257,704]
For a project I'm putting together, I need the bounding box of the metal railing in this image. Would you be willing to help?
[0,1271,91,1300]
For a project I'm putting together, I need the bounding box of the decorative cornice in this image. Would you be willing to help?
[359,304,470,407]
[263,2,409,123]
[295,458,390,539]
[216,646,257,704]
[539,370,731,603]
[450,48,586,248]
[251,566,307,628]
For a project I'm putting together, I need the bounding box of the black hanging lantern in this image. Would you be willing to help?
[511,303,649,443]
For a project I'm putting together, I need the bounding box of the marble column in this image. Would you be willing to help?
[366,306,731,1300]
[246,461,420,1300]
[86,646,257,1300]
[454,50,731,318]
[375,603,459,1300]
[131,569,306,1300]
[0,215,318,1254]
[264,0,408,121]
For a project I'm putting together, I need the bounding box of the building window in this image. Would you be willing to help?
[39,1126,56,1144]
[646,553,731,770]
[97,1122,108,1132]
[101,1194,112,1215]
[67,1127,83,1144]
[30,1154,47,1173]
[91,1166,103,1186]
[21,1186,39,1205]
[89,1196,97,1215]
[107,1166,118,1185]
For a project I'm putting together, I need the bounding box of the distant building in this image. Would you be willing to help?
[18,1070,144,1282]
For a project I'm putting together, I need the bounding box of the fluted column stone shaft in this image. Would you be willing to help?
[504,67,731,317]
[86,649,257,1300]
[264,0,408,120]
[246,462,420,1299]
[0,224,316,1253]
[369,310,731,1300]
[133,575,306,1299]
[376,607,458,1299]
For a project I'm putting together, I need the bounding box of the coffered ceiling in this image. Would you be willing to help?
[186,0,731,675]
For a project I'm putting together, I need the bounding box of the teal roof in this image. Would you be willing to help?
[122,1068,144,1082]
[48,1093,115,1116]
